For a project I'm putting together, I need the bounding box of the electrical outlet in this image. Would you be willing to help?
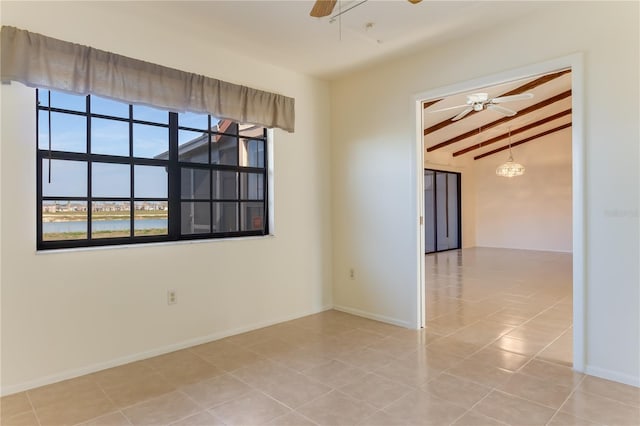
[349,268,355,280]
[167,289,177,305]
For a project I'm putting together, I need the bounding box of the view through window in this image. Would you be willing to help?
[37,89,269,249]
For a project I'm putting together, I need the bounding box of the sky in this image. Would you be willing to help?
[39,89,216,201]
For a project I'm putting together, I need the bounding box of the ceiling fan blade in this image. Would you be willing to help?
[491,93,534,103]
[452,107,473,121]
[428,104,469,113]
[487,104,517,117]
[310,0,337,17]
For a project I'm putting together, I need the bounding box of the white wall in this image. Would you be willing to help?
[0,2,332,393]
[331,1,639,385]
[475,128,572,252]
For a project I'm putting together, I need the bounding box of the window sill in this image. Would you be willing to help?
[35,233,276,255]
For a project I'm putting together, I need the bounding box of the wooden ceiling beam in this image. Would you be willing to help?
[473,123,572,160]
[423,99,443,109]
[423,69,571,136]
[453,108,571,157]
[498,69,571,97]
[426,89,571,152]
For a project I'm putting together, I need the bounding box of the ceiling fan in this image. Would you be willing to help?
[310,0,422,18]
[429,92,534,121]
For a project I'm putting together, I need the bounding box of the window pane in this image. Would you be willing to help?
[181,168,209,199]
[37,89,49,108]
[239,123,264,138]
[91,95,129,118]
[133,124,169,159]
[38,111,87,153]
[42,159,87,197]
[240,138,265,168]
[135,165,167,198]
[240,172,264,200]
[213,202,238,233]
[42,200,87,241]
[212,134,238,166]
[134,201,168,236]
[91,201,130,239]
[179,112,208,130]
[178,130,209,163]
[92,163,130,197]
[133,105,168,124]
[181,202,210,234]
[91,118,129,156]
[39,90,86,112]
[213,171,238,200]
[241,202,264,231]
[215,120,237,135]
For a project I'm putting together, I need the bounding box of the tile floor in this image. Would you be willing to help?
[2,248,639,425]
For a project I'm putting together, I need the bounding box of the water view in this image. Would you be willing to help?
[42,205,168,240]
[44,219,167,233]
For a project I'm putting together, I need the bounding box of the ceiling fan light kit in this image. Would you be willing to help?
[429,92,534,121]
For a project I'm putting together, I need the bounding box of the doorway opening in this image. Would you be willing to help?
[413,54,585,372]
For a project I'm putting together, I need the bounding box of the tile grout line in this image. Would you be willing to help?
[443,292,574,370]
[574,386,640,410]
[24,390,43,426]
[545,374,587,426]
[515,328,577,378]
[224,361,337,418]
[448,388,510,426]
[168,388,212,425]
[81,377,131,426]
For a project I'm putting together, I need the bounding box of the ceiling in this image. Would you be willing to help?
[423,70,572,162]
[136,1,546,79]
[104,1,568,159]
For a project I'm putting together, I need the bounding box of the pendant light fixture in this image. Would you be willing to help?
[496,127,525,178]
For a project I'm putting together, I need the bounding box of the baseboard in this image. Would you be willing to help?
[0,304,333,397]
[585,365,640,388]
[333,304,414,329]
[473,245,573,254]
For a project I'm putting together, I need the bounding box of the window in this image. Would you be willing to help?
[37,89,269,250]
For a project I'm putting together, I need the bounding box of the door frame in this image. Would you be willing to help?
[411,53,585,372]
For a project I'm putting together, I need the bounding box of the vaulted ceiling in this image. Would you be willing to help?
[423,70,572,161]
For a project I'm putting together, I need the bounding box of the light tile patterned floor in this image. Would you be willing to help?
[2,248,639,425]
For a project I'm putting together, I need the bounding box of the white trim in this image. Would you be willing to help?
[585,365,640,388]
[267,128,276,235]
[0,305,333,397]
[569,53,586,374]
[333,304,414,329]
[412,53,586,373]
[475,245,573,254]
[412,91,426,330]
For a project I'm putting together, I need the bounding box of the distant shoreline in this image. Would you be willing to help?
[43,210,167,223]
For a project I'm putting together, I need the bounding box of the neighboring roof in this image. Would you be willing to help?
[154,120,263,160]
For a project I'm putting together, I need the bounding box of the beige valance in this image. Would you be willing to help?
[1,26,295,132]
